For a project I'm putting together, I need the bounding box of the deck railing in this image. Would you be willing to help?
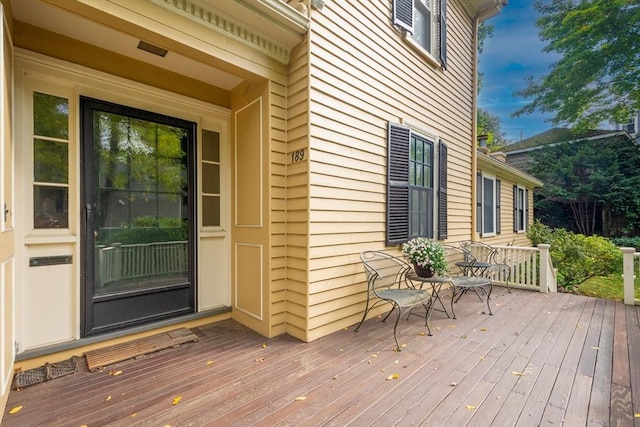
[621,247,640,305]
[467,243,557,293]
[95,241,188,286]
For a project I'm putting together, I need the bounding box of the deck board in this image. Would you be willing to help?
[3,289,639,426]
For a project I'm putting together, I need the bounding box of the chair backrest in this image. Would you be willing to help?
[442,244,478,275]
[360,251,411,292]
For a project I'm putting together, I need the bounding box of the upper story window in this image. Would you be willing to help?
[387,122,448,245]
[392,0,448,68]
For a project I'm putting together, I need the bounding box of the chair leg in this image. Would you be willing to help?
[391,304,402,351]
[486,283,493,315]
[354,298,371,332]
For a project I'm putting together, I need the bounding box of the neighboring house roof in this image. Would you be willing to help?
[498,128,631,155]
[498,128,636,174]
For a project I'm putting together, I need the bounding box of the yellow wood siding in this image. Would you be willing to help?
[269,80,289,337]
[305,1,477,340]
[283,39,310,340]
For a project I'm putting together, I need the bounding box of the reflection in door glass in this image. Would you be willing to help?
[93,111,188,295]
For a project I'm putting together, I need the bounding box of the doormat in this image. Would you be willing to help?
[12,357,78,390]
[84,327,199,371]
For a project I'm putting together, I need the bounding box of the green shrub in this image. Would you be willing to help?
[610,236,640,250]
[527,219,553,246]
[527,221,622,289]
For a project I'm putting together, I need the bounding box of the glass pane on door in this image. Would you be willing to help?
[93,111,188,295]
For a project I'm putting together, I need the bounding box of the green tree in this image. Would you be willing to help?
[530,136,640,235]
[513,0,640,131]
[477,108,509,147]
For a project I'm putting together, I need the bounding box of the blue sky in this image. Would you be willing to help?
[478,0,560,143]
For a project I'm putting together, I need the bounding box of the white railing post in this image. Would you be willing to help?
[538,244,555,293]
[621,247,636,305]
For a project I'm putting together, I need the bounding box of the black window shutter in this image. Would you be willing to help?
[387,122,410,245]
[513,185,518,232]
[496,179,501,234]
[437,141,448,240]
[439,0,448,69]
[393,0,414,33]
[525,189,529,231]
[476,172,482,235]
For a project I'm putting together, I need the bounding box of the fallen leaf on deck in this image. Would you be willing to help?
[590,347,599,350]
[461,335,467,339]
[480,328,487,331]
[105,395,112,401]
[172,396,182,405]
[256,357,265,362]
[480,356,485,360]
[450,382,458,387]
[206,360,215,365]
[109,370,122,376]
[386,373,399,380]
[418,331,426,336]
[512,371,525,376]
[466,405,476,410]
[295,396,306,401]
[262,343,267,348]
[634,413,640,418]
[448,325,456,328]
[9,405,23,414]
[131,413,138,418]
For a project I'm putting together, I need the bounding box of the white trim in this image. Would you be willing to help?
[479,172,497,237]
[149,0,306,63]
[14,50,232,350]
[514,184,527,233]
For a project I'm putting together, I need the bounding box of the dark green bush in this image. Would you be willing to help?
[527,221,622,289]
[610,236,640,250]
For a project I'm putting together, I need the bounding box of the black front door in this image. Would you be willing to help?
[81,97,196,337]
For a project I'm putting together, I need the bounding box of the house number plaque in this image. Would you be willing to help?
[289,149,305,164]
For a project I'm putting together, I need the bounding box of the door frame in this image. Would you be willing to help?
[80,96,198,337]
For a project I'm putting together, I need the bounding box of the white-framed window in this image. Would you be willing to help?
[476,173,500,237]
[513,185,528,233]
[387,122,448,244]
[392,0,448,68]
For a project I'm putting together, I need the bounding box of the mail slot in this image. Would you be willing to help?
[29,255,72,267]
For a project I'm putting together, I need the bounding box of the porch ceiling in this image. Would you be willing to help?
[11,0,244,91]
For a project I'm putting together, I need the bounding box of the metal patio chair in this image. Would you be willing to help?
[355,251,433,351]
[462,241,512,292]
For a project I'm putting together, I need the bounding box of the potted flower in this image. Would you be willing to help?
[402,237,449,277]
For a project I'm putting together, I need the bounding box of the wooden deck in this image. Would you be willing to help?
[3,288,640,426]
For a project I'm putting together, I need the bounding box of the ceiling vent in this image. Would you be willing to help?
[137,40,168,57]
